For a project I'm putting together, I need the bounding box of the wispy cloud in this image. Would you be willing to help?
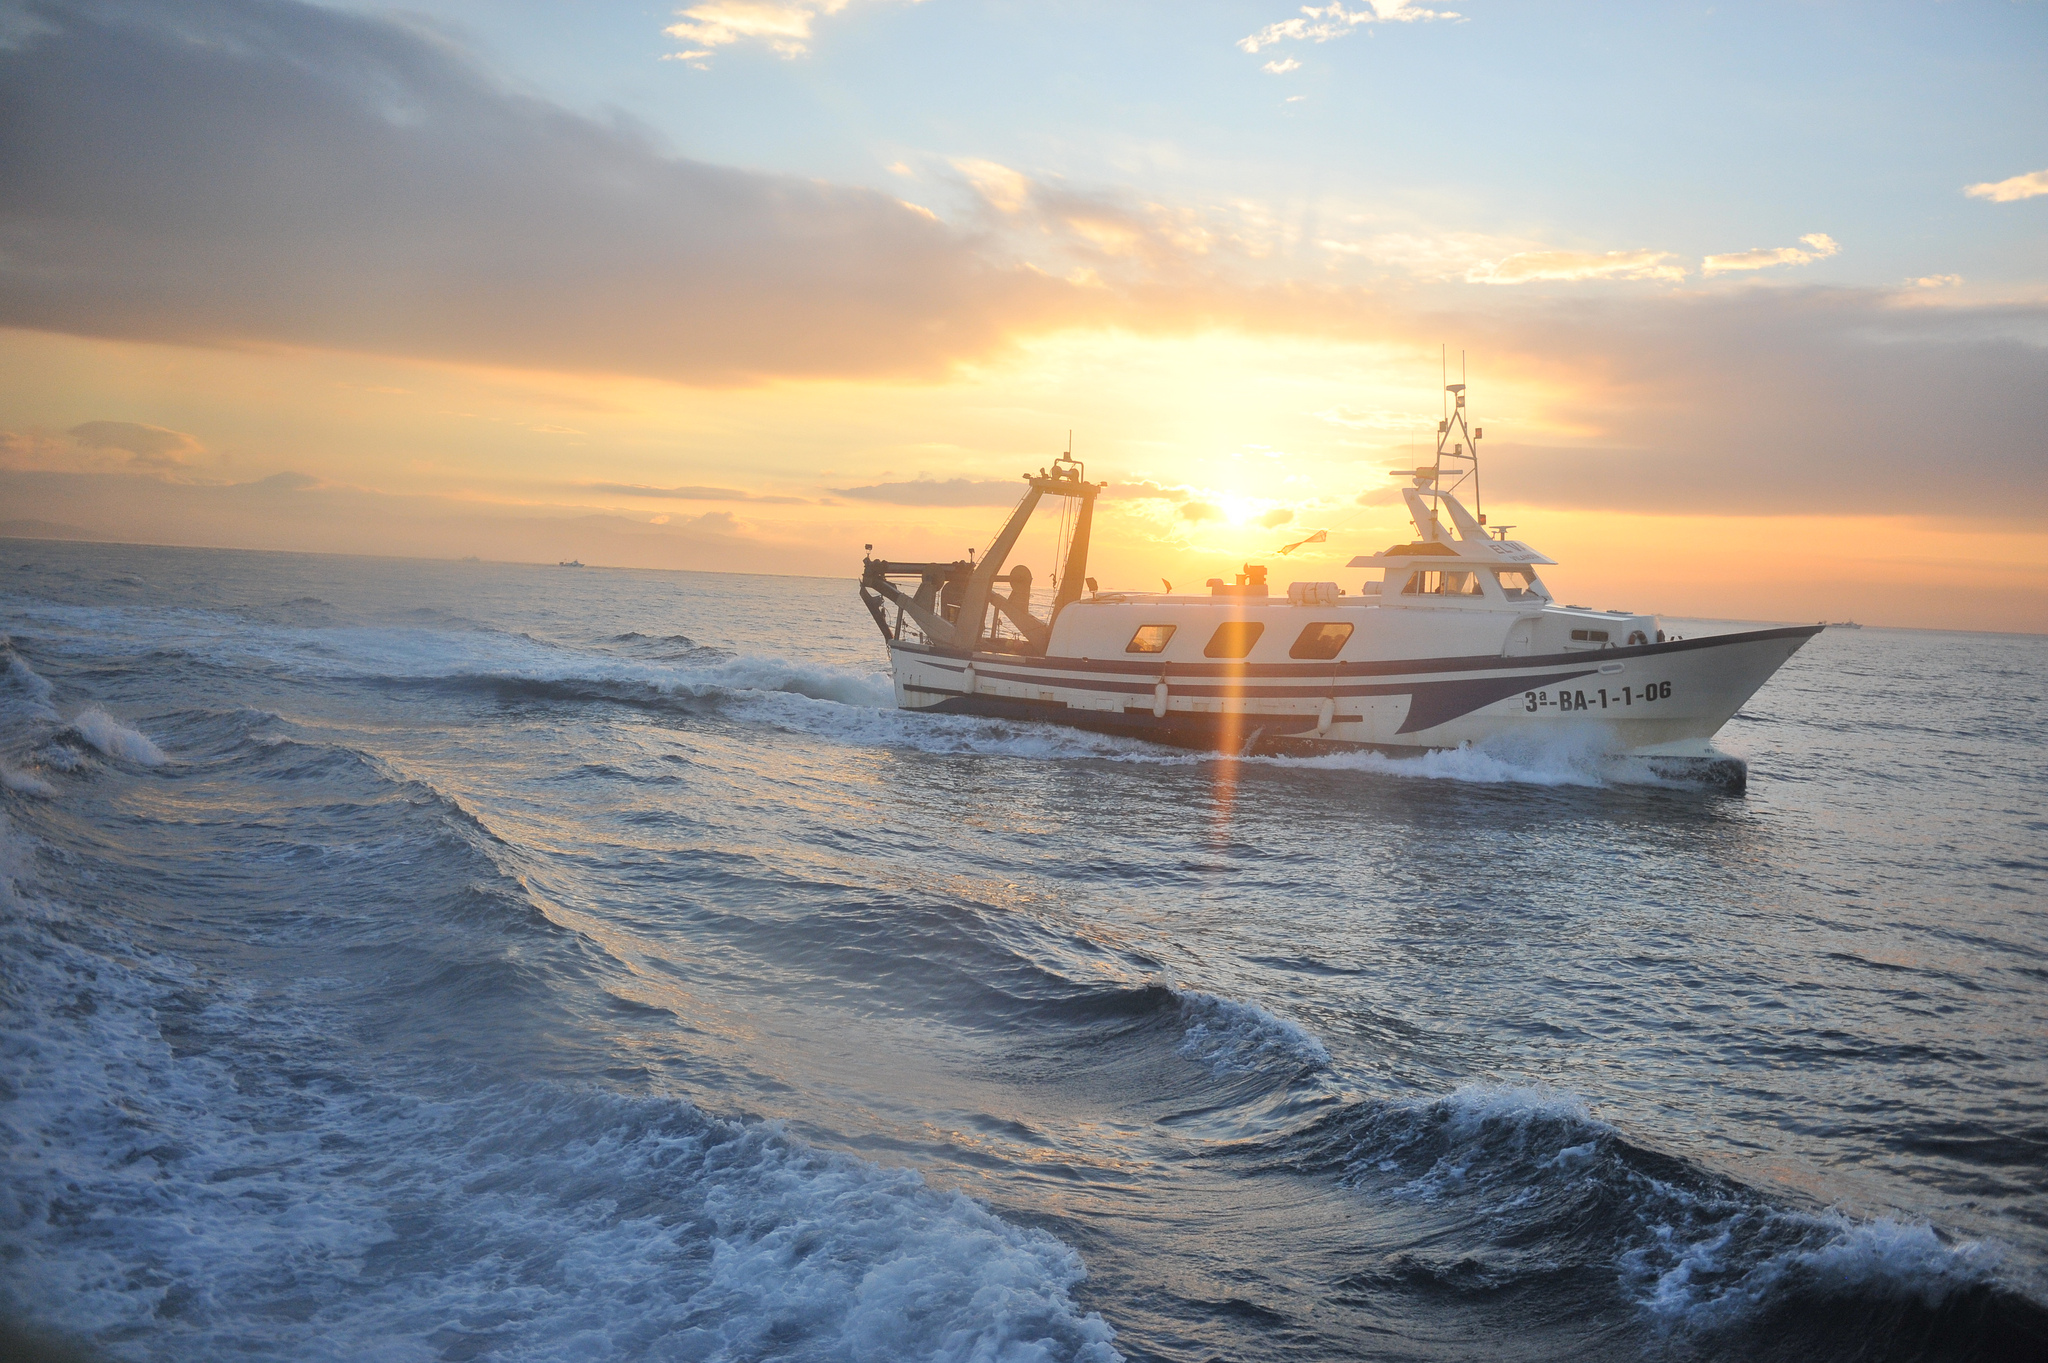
[952,158,1033,214]
[1238,2,1458,57]
[1467,248,1687,285]
[1262,58,1301,74]
[1964,168,2048,203]
[830,478,1024,506]
[1702,232,1839,276]
[1908,274,1962,290]
[67,420,205,469]
[663,1,852,63]
[580,482,808,504]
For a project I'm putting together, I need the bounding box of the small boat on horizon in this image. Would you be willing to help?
[857,382,1819,789]
[557,559,585,568]
[1827,620,1862,629]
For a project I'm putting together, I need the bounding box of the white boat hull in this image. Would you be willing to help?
[884,625,1821,789]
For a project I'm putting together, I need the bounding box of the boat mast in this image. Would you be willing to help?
[1431,347,1484,537]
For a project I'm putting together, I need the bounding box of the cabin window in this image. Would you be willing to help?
[1402,570,1484,596]
[1203,621,1265,658]
[1289,622,1354,660]
[1125,624,1176,654]
[1569,628,1611,643]
[1492,568,1544,601]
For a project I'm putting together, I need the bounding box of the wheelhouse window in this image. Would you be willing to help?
[1402,570,1484,596]
[1569,628,1611,643]
[1125,624,1176,654]
[1203,621,1265,658]
[1289,621,1354,660]
[1492,568,1545,601]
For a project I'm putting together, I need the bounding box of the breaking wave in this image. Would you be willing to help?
[1174,990,1331,1077]
[66,706,167,766]
[1250,1081,2041,1344]
[0,810,1123,1363]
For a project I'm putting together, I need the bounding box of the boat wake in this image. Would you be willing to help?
[0,804,1124,1363]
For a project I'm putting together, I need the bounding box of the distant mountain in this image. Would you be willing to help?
[0,519,101,541]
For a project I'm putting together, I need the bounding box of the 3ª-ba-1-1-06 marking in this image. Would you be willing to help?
[1525,681,1672,713]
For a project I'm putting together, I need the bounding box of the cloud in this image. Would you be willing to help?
[663,1,851,61]
[952,158,1033,215]
[241,470,321,491]
[1701,232,1839,276]
[1908,274,1963,290]
[1179,501,1224,522]
[66,420,204,468]
[1437,285,2047,517]
[1963,169,2048,204]
[581,482,808,504]
[1238,3,1458,56]
[1257,507,1294,528]
[1262,58,1301,74]
[1467,249,1686,285]
[829,477,1025,506]
[0,0,1053,384]
[0,466,825,574]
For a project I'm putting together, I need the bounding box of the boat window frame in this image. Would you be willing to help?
[1125,624,1177,654]
[1202,621,1266,659]
[1491,567,1545,602]
[1288,621,1354,660]
[1402,569,1485,597]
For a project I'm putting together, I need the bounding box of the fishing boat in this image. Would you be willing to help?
[857,383,1818,789]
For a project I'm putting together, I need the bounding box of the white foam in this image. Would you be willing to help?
[2,763,56,797]
[0,836,1122,1363]
[1174,990,1331,1076]
[1,648,59,723]
[1255,725,1695,789]
[1435,1082,1596,1132]
[1633,1212,2007,1327]
[1358,1083,1609,1196]
[68,707,167,766]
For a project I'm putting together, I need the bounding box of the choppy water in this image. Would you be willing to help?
[2,538,2044,1363]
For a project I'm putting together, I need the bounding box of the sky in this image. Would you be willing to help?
[1,0,2044,630]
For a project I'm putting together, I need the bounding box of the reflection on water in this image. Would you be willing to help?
[2,539,2044,1361]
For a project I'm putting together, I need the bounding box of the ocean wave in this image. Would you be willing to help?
[1174,990,1331,1077]
[0,816,1122,1363]
[1,764,56,797]
[0,642,59,725]
[1254,1080,2039,1339]
[65,707,167,766]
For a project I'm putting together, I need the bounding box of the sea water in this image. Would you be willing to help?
[2,539,2043,1362]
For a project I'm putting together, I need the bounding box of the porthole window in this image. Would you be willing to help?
[1203,621,1265,658]
[1125,624,1176,654]
[1289,621,1353,660]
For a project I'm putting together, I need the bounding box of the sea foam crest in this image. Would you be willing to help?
[0,838,1121,1363]
[1259,724,1702,789]
[1629,1209,2008,1329]
[67,707,167,766]
[1174,990,1331,1076]
[1,642,59,723]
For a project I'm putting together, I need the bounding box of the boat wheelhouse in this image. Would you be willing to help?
[857,386,1817,789]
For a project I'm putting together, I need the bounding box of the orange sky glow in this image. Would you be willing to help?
[2,1,2043,633]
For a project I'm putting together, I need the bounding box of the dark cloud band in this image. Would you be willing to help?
[0,0,1054,382]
